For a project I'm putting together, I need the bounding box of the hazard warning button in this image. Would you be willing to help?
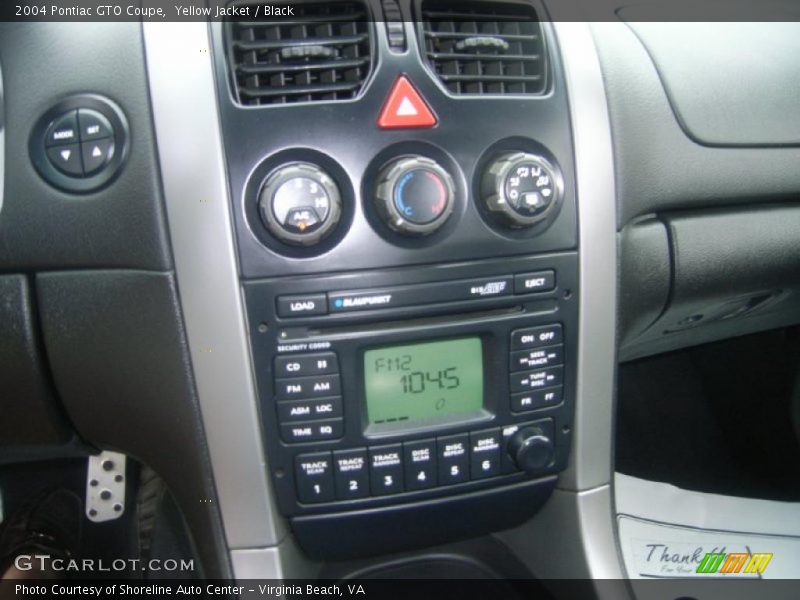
[377,75,437,129]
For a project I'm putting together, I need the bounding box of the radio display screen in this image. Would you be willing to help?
[364,337,484,429]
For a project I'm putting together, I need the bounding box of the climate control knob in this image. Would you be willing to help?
[258,163,342,246]
[374,156,455,236]
[482,152,560,228]
[507,425,554,476]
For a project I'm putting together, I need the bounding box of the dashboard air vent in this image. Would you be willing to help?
[227,1,372,106]
[418,1,547,95]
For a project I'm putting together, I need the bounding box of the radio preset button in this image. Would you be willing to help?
[275,374,341,400]
[510,345,563,372]
[275,352,339,378]
[437,434,469,485]
[333,449,370,500]
[276,294,328,318]
[510,367,563,393]
[470,429,502,479]
[511,324,562,350]
[514,270,556,294]
[511,386,563,413]
[369,445,404,495]
[280,418,343,443]
[403,439,437,491]
[277,397,342,422]
[295,452,335,503]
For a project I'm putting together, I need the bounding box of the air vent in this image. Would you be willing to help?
[227,1,372,106]
[418,1,547,95]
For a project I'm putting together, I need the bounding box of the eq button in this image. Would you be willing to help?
[280,418,343,443]
[295,452,335,503]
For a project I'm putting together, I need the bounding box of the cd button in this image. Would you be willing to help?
[510,324,563,350]
[333,449,370,500]
[295,452,335,503]
[403,439,437,490]
[369,445,404,495]
[280,418,343,443]
[275,374,340,400]
[437,434,469,485]
[275,352,339,378]
[470,429,502,479]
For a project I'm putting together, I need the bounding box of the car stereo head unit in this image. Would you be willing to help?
[244,252,577,518]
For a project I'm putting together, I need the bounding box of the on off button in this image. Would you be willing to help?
[511,324,563,350]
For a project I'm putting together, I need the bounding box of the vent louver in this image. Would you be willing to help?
[418,1,547,96]
[227,1,372,106]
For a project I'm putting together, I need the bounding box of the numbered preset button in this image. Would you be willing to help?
[295,452,334,504]
[437,434,469,485]
[333,449,369,500]
[403,439,437,491]
[369,445,404,495]
[470,429,502,479]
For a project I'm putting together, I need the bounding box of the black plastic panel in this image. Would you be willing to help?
[0,275,71,446]
[211,10,577,279]
[292,476,557,560]
[591,21,800,229]
[0,23,171,271]
[620,205,800,361]
[35,270,230,578]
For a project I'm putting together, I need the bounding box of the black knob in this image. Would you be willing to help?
[258,163,342,246]
[482,152,561,228]
[507,426,554,475]
[374,156,455,236]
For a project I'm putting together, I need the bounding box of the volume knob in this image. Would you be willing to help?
[507,426,554,476]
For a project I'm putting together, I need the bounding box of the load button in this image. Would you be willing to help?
[276,293,328,318]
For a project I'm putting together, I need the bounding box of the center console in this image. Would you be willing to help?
[208,0,579,559]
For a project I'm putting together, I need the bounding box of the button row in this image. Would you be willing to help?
[276,270,556,318]
[274,352,343,443]
[294,429,504,504]
[509,324,565,414]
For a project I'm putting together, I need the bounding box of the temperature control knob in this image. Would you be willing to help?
[258,163,342,246]
[482,152,560,228]
[375,156,455,236]
[507,425,554,476]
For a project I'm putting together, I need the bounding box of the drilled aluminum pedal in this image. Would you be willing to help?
[85,451,126,522]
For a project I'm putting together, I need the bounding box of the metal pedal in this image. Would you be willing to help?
[85,451,126,522]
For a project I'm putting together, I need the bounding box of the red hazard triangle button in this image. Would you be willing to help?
[377,75,437,129]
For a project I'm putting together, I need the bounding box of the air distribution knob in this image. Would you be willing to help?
[482,152,561,228]
[374,156,455,236]
[507,425,554,476]
[258,163,342,246]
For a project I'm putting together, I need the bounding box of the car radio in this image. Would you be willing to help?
[244,252,577,518]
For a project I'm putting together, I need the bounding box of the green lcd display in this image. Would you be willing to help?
[364,337,484,428]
